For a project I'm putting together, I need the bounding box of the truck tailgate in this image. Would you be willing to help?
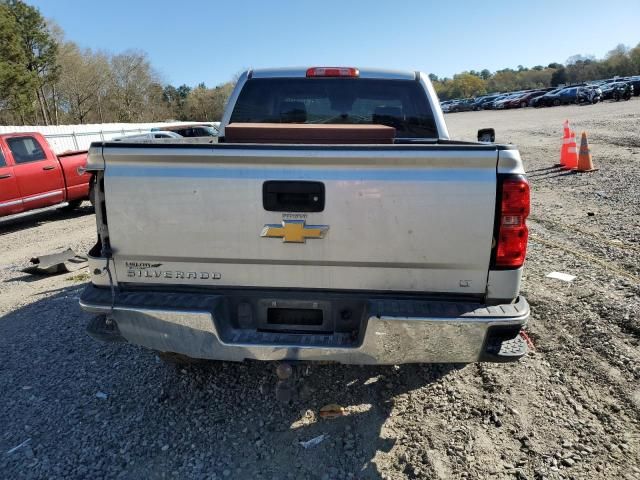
[101,144,498,295]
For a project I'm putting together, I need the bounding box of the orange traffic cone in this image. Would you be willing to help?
[576,132,598,172]
[562,130,578,170]
[558,120,571,167]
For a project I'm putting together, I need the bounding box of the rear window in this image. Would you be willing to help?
[0,149,5,167]
[230,78,438,139]
[7,136,46,164]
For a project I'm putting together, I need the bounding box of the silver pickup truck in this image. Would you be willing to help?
[80,67,530,365]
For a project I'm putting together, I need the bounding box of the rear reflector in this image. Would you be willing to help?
[495,177,530,268]
[306,67,359,78]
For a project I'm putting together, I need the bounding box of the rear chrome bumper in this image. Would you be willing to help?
[80,285,529,365]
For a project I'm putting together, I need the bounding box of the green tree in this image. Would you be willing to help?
[447,72,487,98]
[0,3,35,123]
[629,42,640,74]
[604,44,634,76]
[518,68,552,89]
[3,0,59,124]
[177,84,192,99]
[185,81,234,121]
[431,79,448,98]
[550,67,568,86]
[162,84,192,120]
[488,69,519,92]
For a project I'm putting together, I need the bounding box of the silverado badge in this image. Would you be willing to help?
[261,220,329,243]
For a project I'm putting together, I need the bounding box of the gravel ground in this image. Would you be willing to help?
[1,98,639,480]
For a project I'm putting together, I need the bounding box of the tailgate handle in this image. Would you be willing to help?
[263,181,325,212]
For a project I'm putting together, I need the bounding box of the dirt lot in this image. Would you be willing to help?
[1,99,639,480]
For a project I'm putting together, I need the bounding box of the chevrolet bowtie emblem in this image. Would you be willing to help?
[261,220,329,243]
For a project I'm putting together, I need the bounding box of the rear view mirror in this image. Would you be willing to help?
[477,128,495,143]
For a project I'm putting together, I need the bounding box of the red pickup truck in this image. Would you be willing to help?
[0,132,91,219]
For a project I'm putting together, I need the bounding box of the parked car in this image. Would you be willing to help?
[475,94,502,110]
[482,94,512,110]
[578,85,602,104]
[446,99,470,113]
[543,87,572,106]
[531,89,560,107]
[112,131,183,141]
[443,100,460,112]
[628,76,640,96]
[507,90,548,108]
[440,100,454,113]
[453,98,476,112]
[536,87,580,106]
[0,132,91,219]
[601,81,634,101]
[152,123,219,137]
[495,92,527,109]
[468,96,485,110]
[596,78,627,87]
[470,95,497,110]
[81,66,531,366]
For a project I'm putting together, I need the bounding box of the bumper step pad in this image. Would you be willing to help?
[86,314,126,343]
[483,332,528,362]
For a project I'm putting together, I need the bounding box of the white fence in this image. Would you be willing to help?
[0,122,205,154]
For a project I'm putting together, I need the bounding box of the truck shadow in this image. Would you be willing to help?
[0,203,93,235]
[0,286,462,479]
[169,359,462,479]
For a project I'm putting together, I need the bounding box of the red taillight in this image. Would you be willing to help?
[306,67,359,78]
[495,177,530,268]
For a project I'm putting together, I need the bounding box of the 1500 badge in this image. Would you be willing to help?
[125,261,162,269]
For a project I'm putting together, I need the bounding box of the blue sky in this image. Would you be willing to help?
[31,0,640,88]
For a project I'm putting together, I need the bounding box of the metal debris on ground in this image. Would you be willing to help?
[6,438,31,455]
[299,434,327,449]
[546,271,576,282]
[22,248,88,275]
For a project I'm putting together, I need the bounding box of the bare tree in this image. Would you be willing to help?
[106,51,157,122]
[56,42,110,124]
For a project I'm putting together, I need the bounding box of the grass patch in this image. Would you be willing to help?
[66,272,90,282]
